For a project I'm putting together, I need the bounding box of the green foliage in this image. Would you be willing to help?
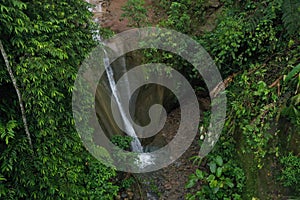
[99,27,115,39]
[0,120,17,145]
[141,3,298,197]
[163,1,192,33]
[284,64,300,83]
[111,135,133,151]
[120,177,135,189]
[203,14,245,74]
[143,0,210,86]
[281,63,300,125]
[0,0,118,199]
[228,73,279,167]
[186,155,245,200]
[201,1,299,198]
[110,135,138,170]
[121,0,148,27]
[282,0,300,36]
[200,0,299,166]
[158,0,208,34]
[279,153,300,194]
[203,0,282,75]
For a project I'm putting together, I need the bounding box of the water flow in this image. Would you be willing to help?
[119,57,132,102]
[102,50,143,152]
[87,3,154,167]
[103,48,155,169]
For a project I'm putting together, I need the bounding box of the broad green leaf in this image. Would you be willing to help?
[215,156,223,166]
[209,162,217,173]
[207,174,215,182]
[285,64,300,82]
[216,167,223,178]
[212,186,220,194]
[185,179,196,189]
[209,180,219,190]
[195,169,204,179]
[225,178,234,188]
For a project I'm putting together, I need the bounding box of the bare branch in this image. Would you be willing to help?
[210,72,239,98]
[0,40,33,150]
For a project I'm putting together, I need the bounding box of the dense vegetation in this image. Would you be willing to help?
[0,0,119,199]
[123,0,300,199]
[179,0,298,199]
[1,0,299,199]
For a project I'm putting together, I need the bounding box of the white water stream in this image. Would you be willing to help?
[102,50,143,152]
[87,1,154,169]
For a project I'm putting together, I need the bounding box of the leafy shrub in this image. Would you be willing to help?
[120,177,135,189]
[121,0,148,27]
[111,135,133,151]
[186,155,245,200]
[279,153,300,194]
[281,63,300,126]
[0,0,119,199]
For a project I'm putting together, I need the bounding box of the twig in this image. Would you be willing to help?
[0,40,33,150]
[209,72,239,98]
[269,76,282,88]
[269,76,282,96]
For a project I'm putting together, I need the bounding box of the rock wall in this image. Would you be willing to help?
[86,0,109,21]
[86,0,130,32]
[93,43,170,141]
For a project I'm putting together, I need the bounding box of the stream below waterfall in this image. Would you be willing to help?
[140,108,201,200]
[115,106,205,200]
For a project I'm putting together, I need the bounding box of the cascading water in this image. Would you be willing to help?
[89,19,143,152]
[87,1,154,169]
[102,44,154,169]
[102,50,143,152]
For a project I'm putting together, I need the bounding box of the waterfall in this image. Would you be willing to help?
[86,1,155,169]
[102,50,143,152]
[86,1,143,151]
[102,41,155,169]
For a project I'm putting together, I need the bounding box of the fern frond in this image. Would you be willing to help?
[282,0,300,36]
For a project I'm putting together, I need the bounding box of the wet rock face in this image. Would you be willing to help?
[86,0,154,32]
[86,0,130,32]
[101,0,130,33]
[91,45,172,140]
[86,0,110,23]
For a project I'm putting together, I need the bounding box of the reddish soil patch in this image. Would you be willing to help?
[101,0,130,32]
[101,0,155,32]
